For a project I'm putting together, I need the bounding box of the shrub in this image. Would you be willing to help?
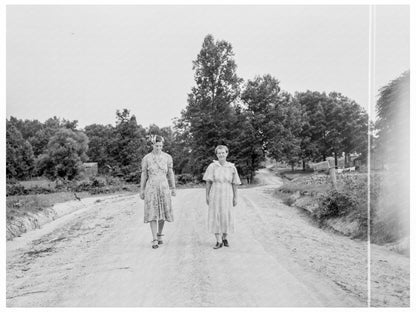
[315,189,359,221]
[124,170,141,183]
[6,183,27,196]
[176,173,195,185]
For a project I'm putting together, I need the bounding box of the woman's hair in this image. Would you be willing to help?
[215,145,229,154]
[148,134,164,144]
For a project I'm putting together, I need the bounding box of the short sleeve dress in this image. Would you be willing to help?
[203,160,241,233]
[141,152,174,223]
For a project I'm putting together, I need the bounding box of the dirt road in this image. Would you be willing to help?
[6,169,409,307]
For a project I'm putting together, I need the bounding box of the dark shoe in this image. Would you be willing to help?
[213,242,223,249]
[157,233,164,245]
[222,239,229,247]
[152,239,159,249]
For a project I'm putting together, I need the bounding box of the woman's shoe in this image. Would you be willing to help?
[157,233,164,245]
[152,239,159,249]
[213,242,223,249]
[222,239,229,247]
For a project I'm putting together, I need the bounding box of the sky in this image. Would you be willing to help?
[6,5,410,129]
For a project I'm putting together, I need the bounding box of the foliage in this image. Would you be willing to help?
[6,35,374,185]
[36,128,89,180]
[178,34,243,178]
[295,90,368,166]
[110,109,148,180]
[239,75,302,176]
[375,70,410,164]
[372,70,410,242]
[84,123,115,174]
[6,122,35,180]
[176,173,195,185]
[316,189,359,220]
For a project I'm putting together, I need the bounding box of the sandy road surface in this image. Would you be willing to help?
[6,170,409,307]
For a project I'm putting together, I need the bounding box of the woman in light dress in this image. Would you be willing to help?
[203,145,241,249]
[140,135,176,249]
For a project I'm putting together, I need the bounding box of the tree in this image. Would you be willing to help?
[8,116,79,157]
[179,34,243,178]
[330,92,368,166]
[110,109,148,182]
[296,91,368,168]
[241,74,281,156]
[36,128,89,180]
[240,75,302,174]
[296,91,329,164]
[373,70,410,240]
[6,121,35,180]
[267,91,303,171]
[228,105,263,183]
[84,123,115,174]
[375,70,410,166]
[171,117,193,174]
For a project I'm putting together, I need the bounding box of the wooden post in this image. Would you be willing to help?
[327,157,337,189]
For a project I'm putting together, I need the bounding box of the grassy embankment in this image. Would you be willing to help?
[6,175,204,223]
[272,167,409,255]
[6,177,140,223]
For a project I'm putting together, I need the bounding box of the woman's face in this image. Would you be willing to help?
[153,141,163,153]
[216,148,228,162]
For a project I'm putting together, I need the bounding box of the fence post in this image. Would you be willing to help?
[327,157,337,189]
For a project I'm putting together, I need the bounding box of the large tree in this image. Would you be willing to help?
[375,70,410,166]
[84,123,115,174]
[110,109,148,182]
[296,91,368,167]
[36,128,89,180]
[179,34,243,178]
[372,70,410,241]
[241,75,302,173]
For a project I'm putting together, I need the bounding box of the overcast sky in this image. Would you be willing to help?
[6,5,410,129]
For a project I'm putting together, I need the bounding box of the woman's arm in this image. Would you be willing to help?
[206,181,212,205]
[140,157,147,200]
[232,183,238,206]
[140,170,147,200]
[167,166,176,196]
[167,155,176,196]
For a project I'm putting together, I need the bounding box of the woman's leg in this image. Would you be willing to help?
[222,233,229,247]
[157,220,165,244]
[158,220,165,235]
[215,233,221,242]
[150,220,158,241]
[213,233,223,249]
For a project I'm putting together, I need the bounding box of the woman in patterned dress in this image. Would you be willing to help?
[140,135,176,249]
[203,145,241,249]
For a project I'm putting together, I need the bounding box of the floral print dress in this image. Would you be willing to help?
[203,160,241,233]
[141,152,174,223]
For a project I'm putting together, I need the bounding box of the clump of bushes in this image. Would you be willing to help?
[6,183,27,196]
[176,173,195,185]
[315,189,359,221]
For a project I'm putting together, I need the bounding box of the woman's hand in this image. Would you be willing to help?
[140,192,145,200]
[171,189,176,197]
[233,197,237,207]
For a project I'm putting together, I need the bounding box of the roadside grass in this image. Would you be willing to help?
[6,192,91,222]
[6,176,142,223]
[278,182,330,195]
[273,169,408,253]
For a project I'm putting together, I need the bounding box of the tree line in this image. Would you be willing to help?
[8,34,404,184]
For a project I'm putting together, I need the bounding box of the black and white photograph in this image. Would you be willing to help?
[2,1,413,308]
